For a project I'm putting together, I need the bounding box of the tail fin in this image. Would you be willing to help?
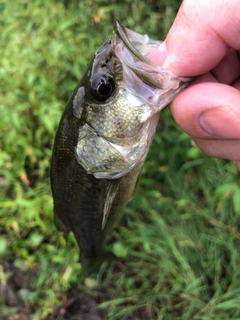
[80,251,116,276]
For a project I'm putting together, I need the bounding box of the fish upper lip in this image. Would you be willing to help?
[113,20,158,69]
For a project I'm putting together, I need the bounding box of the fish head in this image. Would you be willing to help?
[74,22,191,180]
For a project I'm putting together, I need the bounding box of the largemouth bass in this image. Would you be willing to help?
[51,21,191,275]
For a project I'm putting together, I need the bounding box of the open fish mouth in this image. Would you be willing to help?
[112,21,191,108]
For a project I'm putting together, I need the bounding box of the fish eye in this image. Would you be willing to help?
[90,75,115,102]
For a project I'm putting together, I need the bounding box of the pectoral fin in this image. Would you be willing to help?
[102,180,120,230]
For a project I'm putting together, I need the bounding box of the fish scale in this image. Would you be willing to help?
[86,92,144,141]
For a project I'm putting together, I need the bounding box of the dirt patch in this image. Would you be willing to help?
[0,262,154,320]
[0,262,107,320]
[51,291,107,320]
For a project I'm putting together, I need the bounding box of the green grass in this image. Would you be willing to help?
[1,0,240,319]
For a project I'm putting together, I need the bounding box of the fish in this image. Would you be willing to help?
[50,21,191,275]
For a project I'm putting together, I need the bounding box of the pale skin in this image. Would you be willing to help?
[148,0,240,169]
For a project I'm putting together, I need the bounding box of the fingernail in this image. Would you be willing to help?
[199,106,240,138]
[147,41,167,66]
[158,41,167,53]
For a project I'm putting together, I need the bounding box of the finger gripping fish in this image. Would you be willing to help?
[50,21,191,275]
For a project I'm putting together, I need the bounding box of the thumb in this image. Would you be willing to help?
[149,0,240,76]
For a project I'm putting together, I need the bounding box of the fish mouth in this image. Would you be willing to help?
[112,21,191,105]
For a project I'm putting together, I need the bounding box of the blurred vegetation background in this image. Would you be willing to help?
[1,0,240,319]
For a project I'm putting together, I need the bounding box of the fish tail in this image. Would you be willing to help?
[80,251,116,276]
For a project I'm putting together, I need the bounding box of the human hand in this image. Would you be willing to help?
[148,0,240,168]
